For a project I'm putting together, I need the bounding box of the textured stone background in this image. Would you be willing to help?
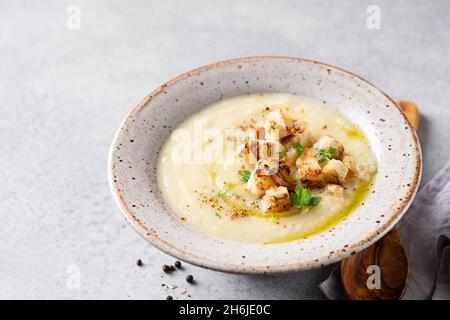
[1,0,449,299]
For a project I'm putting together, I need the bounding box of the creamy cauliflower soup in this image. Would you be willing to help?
[157,93,377,243]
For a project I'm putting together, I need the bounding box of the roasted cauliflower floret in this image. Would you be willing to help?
[246,159,295,197]
[322,159,348,184]
[271,162,295,190]
[342,155,358,177]
[280,120,311,150]
[247,124,266,141]
[297,149,326,188]
[238,140,285,164]
[286,119,305,136]
[264,109,290,141]
[313,135,344,160]
[260,186,292,214]
[246,166,277,198]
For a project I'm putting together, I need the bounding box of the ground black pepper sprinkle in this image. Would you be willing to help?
[136,259,143,267]
[174,261,182,269]
[186,275,194,283]
[166,295,173,300]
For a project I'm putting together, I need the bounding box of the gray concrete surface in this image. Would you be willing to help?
[0,0,449,299]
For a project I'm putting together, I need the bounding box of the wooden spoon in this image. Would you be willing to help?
[340,101,420,300]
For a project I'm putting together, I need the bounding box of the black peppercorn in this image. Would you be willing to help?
[136,259,143,267]
[169,265,176,272]
[162,264,171,273]
[186,274,194,283]
[166,295,173,300]
[174,261,182,269]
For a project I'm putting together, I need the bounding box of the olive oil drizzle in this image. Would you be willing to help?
[220,175,375,243]
[266,177,374,244]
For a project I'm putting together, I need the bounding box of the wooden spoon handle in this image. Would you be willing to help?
[340,100,420,300]
[398,101,420,129]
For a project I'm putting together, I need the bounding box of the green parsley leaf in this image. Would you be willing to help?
[295,143,303,157]
[230,192,238,199]
[314,147,337,164]
[279,151,288,158]
[215,212,222,219]
[290,183,322,208]
[216,190,238,200]
[238,169,251,183]
[215,190,226,199]
[308,196,322,207]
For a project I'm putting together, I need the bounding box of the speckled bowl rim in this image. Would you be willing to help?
[108,56,422,274]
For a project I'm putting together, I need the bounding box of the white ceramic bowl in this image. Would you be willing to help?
[108,56,421,273]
